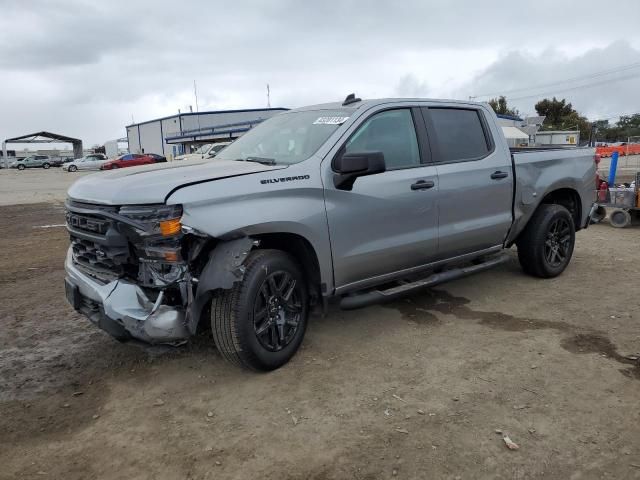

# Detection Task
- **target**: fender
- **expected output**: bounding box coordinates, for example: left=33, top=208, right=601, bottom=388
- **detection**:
left=187, top=236, right=254, bottom=334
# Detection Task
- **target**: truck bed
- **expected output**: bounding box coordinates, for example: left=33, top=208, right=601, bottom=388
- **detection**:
left=506, top=147, right=596, bottom=245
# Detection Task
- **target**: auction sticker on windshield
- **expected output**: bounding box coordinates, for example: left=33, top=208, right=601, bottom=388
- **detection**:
left=313, top=116, right=349, bottom=125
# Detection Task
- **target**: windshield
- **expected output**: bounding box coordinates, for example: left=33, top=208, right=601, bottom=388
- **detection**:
left=216, top=110, right=351, bottom=165
left=194, top=144, right=212, bottom=154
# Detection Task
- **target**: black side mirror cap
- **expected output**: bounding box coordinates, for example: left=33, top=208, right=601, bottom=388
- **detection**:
left=333, top=151, right=386, bottom=190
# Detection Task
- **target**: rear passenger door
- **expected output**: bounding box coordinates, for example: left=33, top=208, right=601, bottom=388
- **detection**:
left=421, top=106, right=513, bottom=260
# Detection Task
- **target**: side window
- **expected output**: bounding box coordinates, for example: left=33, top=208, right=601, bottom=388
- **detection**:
left=426, top=108, right=490, bottom=163
left=345, top=109, right=420, bottom=170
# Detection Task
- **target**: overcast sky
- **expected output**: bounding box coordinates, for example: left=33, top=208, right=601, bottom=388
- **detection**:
left=2, top=0, right=640, bottom=146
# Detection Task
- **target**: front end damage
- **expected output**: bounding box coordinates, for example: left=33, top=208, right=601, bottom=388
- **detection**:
left=63, top=200, right=252, bottom=344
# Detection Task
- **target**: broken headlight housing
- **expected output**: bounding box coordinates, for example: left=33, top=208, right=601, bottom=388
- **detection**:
left=118, top=204, right=186, bottom=287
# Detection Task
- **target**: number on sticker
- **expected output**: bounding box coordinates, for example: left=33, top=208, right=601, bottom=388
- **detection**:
left=313, top=116, right=349, bottom=125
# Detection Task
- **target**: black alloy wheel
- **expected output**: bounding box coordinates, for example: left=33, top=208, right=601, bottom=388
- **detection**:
left=210, top=249, right=309, bottom=370
left=253, top=271, right=303, bottom=352
left=544, top=217, right=572, bottom=267
left=516, top=204, right=575, bottom=278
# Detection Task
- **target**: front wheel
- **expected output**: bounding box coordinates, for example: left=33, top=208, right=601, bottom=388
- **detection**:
left=17, top=164, right=25, bottom=170
left=68, top=165, right=78, bottom=172
left=516, top=204, right=575, bottom=278
left=210, top=249, right=309, bottom=371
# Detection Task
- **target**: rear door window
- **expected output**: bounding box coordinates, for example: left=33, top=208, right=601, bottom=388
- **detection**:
left=424, top=108, right=491, bottom=163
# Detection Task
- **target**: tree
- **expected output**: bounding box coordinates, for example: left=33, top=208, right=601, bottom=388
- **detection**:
left=591, top=115, right=640, bottom=142
left=488, top=96, right=519, bottom=117
left=535, top=97, right=591, bottom=142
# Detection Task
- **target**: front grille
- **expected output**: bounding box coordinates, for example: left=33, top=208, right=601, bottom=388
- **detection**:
left=66, top=201, right=132, bottom=282
left=71, top=237, right=124, bottom=281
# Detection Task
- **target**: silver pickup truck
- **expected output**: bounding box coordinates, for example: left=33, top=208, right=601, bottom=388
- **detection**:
left=64, top=96, right=596, bottom=370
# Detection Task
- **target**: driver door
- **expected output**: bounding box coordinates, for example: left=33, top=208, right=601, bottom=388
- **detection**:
left=324, top=107, right=439, bottom=291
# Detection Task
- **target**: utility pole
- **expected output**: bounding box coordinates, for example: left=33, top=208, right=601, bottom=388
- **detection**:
left=194, top=80, right=202, bottom=136
left=193, top=80, right=200, bottom=113
left=267, top=84, right=271, bottom=108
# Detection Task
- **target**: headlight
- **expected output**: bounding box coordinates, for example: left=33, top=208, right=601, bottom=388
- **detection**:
left=119, top=204, right=183, bottom=237
left=116, top=204, right=185, bottom=269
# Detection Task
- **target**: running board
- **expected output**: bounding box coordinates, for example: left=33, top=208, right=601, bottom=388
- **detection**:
left=339, top=254, right=510, bottom=310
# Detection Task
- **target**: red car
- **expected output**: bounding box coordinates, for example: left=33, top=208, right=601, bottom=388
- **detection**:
left=101, top=153, right=157, bottom=170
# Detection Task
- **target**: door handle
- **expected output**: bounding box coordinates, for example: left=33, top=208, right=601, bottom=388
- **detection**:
left=490, top=171, right=509, bottom=180
left=411, top=180, right=435, bottom=190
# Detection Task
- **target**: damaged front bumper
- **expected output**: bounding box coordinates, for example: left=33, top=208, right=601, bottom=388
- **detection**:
left=64, top=248, right=189, bottom=344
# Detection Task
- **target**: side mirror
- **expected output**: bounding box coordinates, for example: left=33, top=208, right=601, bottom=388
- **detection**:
left=332, top=151, right=386, bottom=190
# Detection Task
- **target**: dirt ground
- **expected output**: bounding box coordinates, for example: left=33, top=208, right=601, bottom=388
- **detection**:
left=1, top=202, right=639, bottom=480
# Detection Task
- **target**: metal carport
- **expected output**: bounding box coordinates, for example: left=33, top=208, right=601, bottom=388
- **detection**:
left=2, top=131, right=83, bottom=168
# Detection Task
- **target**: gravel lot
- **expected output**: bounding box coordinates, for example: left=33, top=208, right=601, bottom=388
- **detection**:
left=0, top=168, right=95, bottom=206
left=0, top=189, right=639, bottom=479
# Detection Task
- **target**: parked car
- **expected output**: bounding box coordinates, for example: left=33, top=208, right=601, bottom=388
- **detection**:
left=148, top=153, right=167, bottom=163
left=100, top=153, right=156, bottom=170
left=13, top=155, right=53, bottom=170
left=63, top=154, right=109, bottom=172
left=64, top=96, right=596, bottom=371
left=0, top=157, right=17, bottom=168
left=174, top=142, right=231, bottom=161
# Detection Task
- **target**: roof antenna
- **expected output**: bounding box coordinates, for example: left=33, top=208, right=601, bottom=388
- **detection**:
left=342, top=93, right=361, bottom=106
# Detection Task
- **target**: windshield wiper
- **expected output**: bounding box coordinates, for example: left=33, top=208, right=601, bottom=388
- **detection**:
left=238, top=156, right=277, bottom=165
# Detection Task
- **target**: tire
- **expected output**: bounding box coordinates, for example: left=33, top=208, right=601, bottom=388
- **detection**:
left=17, top=164, right=25, bottom=170
left=516, top=204, right=576, bottom=278
left=210, top=249, right=309, bottom=371
left=69, top=165, right=78, bottom=172
left=590, top=206, right=606, bottom=224
left=42, top=163, right=50, bottom=169
left=609, top=209, right=631, bottom=228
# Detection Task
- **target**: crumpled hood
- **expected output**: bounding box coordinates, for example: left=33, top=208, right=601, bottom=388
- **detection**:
left=67, top=158, right=285, bottom=205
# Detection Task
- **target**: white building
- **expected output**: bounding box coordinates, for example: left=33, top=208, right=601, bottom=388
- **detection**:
left=534, top=130, right=580, bottom=146
left=126, top=108, right=288, bottom=160
left=496, top=114, right=531, bottom=148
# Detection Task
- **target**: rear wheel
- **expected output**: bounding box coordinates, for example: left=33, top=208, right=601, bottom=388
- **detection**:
left=517, top=204, right=575, bottom=278
left=42, top=163, right=50, bottom=169
left=609, top=209, right=631, bottom=228
left=210, top=249, right=309, bottom=371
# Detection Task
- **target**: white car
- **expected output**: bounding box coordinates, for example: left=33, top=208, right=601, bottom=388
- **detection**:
left=174, top=142, right=231, bottom=161
left=62, top=154, right=108, bottom=172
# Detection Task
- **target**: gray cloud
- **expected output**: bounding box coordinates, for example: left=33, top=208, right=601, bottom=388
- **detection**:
left=1, top=0, right=639, bottom=144
left=455, top=41, right=640, bottom=120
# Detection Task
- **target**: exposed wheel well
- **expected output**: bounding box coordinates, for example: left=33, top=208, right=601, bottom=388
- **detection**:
left=540, top=188, right=582, bottom=229
left=253, top=233, right=322, bottom=305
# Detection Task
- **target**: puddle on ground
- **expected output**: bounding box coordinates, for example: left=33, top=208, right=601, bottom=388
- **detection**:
left=388, top=289, right=576, bottom=333
left=386, top=289, right=640, bottom=380
left=561, top=334, right=640, bottom=380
